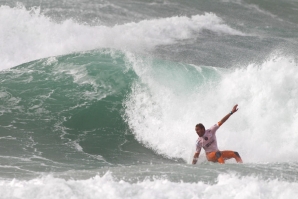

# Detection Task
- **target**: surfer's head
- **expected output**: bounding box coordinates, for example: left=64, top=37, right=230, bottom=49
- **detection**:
left=195, top=123, right=205, bottom=137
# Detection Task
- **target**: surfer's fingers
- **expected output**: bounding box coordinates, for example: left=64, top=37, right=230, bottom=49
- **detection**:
left=232, top=104, right=238, bottom=112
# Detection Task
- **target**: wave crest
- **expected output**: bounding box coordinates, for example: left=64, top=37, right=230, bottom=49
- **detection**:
left=0, top=5, right=244, bottom=70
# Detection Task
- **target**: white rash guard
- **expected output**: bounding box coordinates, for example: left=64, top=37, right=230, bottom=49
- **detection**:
left=196, top=123, right=220, bottom=155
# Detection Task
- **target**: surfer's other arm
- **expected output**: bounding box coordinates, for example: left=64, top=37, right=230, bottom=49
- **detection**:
left=218, top=104, right=238, bottom=126
left=192, top=152, right=199, bottom=164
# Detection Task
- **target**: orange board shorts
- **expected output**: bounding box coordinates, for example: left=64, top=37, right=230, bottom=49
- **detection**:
left=206, top=151, right=243, bottom=164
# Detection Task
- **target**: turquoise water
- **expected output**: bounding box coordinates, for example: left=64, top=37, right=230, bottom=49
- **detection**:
left=0, top=0, right=298, bottom=198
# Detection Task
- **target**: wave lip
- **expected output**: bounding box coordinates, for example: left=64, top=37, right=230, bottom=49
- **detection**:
left=0, top=5, right=244, bottom=70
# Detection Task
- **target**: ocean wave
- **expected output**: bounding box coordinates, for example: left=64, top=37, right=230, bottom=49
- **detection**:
left=0, top=173, right=297, bottom=199
left=124, top=54, right=298, bottom=163
left=0, top=50, right=297, bottom=167
left=0, top=5, right=244, bottom=70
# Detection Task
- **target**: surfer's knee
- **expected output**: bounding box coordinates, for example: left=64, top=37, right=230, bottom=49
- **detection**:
left=234, top=151, right=240, bottom=158
left=215, top=151, right=222, bottom=158
left=216, top=151, right=225, bottom=164
left=234, top=151, right=243, bottom=163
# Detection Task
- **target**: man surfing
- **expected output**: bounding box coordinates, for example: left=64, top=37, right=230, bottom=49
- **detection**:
left=192, top=104, right=243, bottom=164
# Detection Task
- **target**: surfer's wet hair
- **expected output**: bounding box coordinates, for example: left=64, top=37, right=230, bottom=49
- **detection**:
left=196, top=123, right=205, bottom=131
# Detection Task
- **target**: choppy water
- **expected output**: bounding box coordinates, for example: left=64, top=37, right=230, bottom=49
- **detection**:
left=0, top=0, right=298, bottom=198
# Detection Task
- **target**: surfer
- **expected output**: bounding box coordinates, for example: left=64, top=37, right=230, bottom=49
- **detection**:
left=192, top=104, right=243, bottom=164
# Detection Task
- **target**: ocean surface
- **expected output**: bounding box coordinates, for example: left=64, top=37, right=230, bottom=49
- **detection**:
left=0, top=0, right=298, bottom=198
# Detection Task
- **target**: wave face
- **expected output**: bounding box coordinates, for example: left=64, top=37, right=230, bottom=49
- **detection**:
left=1, top=0, right=298, bottom=198
left=0, top=50, right=161, bottom=174
left=1, top=50, right=297, bottom=171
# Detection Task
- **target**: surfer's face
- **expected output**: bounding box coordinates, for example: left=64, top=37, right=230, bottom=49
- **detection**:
left=195, top=126, right=205, bottom=137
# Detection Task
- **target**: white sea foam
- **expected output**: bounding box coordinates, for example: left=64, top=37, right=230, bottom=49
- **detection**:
left=125, top=55, right=298, bottom=163
left=0, top=5, right=243, bottom=70
left=0, top=173, right=297, bottom=199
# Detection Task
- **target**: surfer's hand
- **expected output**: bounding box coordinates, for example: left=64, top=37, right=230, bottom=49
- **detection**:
left=232, top=104, right=238, bottom=113
left=219, top=105, right=238, bottom=125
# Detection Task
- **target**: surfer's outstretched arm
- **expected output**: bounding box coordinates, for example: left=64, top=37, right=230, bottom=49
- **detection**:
left=192, top=152, right=199, bottom=164
left=218, top=104, right=238, bottom=126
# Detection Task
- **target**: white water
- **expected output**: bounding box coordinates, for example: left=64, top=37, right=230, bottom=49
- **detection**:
left=125, top=55, right=298, bottom=163
left=0, top=5, right=244, bottom=70
left=1, top=2, right=298, bottom=199
left=0, top=172, right=297, bottom=199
